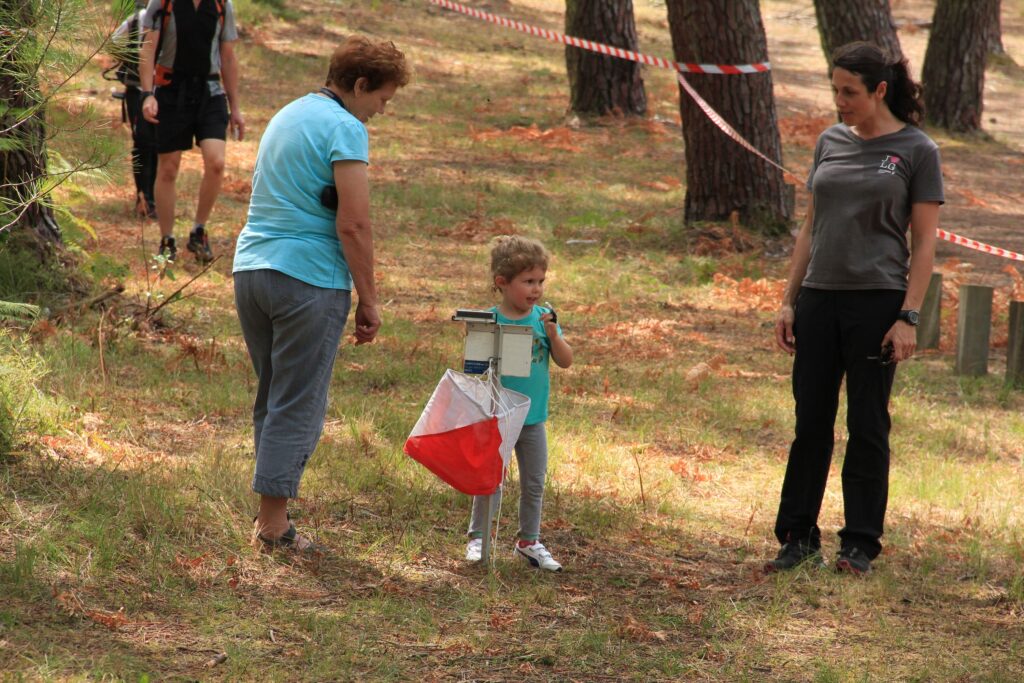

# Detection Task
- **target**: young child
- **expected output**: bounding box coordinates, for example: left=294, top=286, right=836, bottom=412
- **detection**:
left=465, top=235, right=573, bottom=571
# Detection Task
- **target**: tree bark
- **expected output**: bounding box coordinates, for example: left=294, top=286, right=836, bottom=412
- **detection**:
left=987, top=0, right=1004, bottom=56
left=664, top=0, right=792, bottom=232
left=0, top=1, right=62, bottom=245
left=565, top=0, right=646, bottom=116
left=813, top=0, right=903, bottom=69
left=922, top=0, right=997, bottom=132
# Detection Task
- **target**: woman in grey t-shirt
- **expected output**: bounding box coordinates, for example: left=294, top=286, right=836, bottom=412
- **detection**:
left=765, top=42, right=944, bottom=575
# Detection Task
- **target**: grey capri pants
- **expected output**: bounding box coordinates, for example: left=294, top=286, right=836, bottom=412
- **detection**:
left=234, top=269, right=351, bottom=499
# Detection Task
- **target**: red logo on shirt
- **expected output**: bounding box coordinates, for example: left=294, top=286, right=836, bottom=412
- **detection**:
left=878, top=154, right=900, bottom=175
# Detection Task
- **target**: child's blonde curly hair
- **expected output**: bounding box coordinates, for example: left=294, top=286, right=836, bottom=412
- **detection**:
left=490, top=235, right=550, bottom=287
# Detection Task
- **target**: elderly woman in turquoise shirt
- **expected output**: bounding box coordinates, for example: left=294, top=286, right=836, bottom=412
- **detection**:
left=233, top=36, right=409, bottom=551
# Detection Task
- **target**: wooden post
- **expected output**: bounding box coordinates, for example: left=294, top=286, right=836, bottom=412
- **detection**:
left=955, top=284, right=992, bottom=376
left=1007, top=301, right=1024, bottom=388
left=918, top=272, right=942, bottom=350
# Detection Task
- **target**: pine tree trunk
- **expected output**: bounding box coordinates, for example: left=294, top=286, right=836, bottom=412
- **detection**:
left=922, top=0, right=997, bottom=132
left=987, top=0, right=1004, bottom=56
left=813, top=0, right=903, bottom=68
left=664, top=0, right=792, bottom=232
left=565, top=0, right=646, bottom=116
left=0, top=1, right=62, bottom=245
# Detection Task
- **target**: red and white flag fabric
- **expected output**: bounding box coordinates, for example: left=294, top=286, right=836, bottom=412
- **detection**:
left=405, top=370, right=530, bottom=495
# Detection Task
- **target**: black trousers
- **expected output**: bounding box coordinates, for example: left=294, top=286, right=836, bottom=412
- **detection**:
left=124, top=86, right=157, bottom=205
left=773, top=287, right=904, bottom=560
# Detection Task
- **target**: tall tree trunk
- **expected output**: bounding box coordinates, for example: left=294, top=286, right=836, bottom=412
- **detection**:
left=565, top=0, right=646, bottom=116
left=922, top=0, right=997, bottom=132
left=664, top=0, right=791, bottom=232
left=813, top=0, right=903, bottom=69
left=0, top=1, right=62, bottom=245
left=987, top=0, right=1005, bottom=56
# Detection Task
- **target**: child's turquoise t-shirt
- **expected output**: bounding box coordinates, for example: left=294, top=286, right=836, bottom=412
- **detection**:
left=233, top=93, right=369, bottom=290
left=492, top=305, right=561, bottom=426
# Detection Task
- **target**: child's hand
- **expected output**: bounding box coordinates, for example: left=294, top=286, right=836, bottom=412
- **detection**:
left=544, top=301, right=558, bottom=324
left=542, top=301, right=559, bottom=336
left=541, top=312, right=559, bottom=336
left=545, top=308, right=573, bottom=369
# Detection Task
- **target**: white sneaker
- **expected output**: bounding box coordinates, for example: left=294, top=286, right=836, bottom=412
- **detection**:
left=465, top=537, right=482, bottom=562
left=513, top=541, right=562, bottom=572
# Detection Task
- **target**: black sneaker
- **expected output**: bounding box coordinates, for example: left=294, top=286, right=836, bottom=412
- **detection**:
left=158, top=235, right=176, bottom=262
left=835, top=547, right=871, bottom=575
left=764, top=541, right=824, bottom=573
left=187, top=225, right=214, bottom=263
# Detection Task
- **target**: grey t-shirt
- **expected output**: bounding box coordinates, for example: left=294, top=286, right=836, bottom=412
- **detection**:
left=803, top=124, right=944, bottom=291
left=143, top=0, right=238, bottom=96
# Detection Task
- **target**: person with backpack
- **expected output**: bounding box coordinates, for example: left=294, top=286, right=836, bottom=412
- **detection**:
left=108, top=0, right=158, bottom=220
left=138, top=0, right=245, bottom=263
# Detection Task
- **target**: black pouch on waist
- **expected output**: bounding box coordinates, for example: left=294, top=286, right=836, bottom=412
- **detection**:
left=320, top=185, right=338, bottom=211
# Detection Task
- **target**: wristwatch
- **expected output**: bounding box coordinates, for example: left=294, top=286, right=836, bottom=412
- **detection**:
left=140, top=90, right=154, bottom=100
left=897, top=309, right=920, bottom=326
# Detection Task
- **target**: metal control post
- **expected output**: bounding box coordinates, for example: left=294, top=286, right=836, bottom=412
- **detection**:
left=452, top=309, right=532, bottom=565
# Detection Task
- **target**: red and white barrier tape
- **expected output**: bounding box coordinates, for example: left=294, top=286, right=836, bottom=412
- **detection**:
left=673, top=73, right=798, bottom=182
left=431, top=0, right=1024, bottom=264
left=428, top=0, right=771, bottom=75
left=937, top=229, right=1024, bottom=262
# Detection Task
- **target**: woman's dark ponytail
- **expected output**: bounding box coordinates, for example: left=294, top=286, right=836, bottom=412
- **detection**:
left=832, top=41, right=925, bottom=126
left=883, top=57, right=924, bottom=126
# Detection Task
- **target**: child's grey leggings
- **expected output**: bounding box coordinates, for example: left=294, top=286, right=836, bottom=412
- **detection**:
left=468, top=422, right=548, bottom=541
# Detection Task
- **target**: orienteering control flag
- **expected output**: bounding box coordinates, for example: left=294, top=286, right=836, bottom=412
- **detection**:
left=405, top=370, right=530, bottom=496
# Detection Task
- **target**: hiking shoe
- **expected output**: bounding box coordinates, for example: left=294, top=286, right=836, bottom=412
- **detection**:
left=514, top=541, right=562, bottom=572
left=158, top=235, right=176, bottom=262
left=465, top=537, right=483, bottom=562
left=835, top=547, right=871, bottom=575
left=763, top=541, right=824, bottom=573
left=186, top=225, right=214, bottom=263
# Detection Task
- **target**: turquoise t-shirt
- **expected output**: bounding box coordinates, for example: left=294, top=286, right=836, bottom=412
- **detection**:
left=233, top=93, right=369, bottom=289
left=493, top=305, right=561, bottom=426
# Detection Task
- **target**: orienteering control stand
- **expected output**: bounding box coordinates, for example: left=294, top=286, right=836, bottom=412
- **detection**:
left=451, top=309, right=533, bottom=565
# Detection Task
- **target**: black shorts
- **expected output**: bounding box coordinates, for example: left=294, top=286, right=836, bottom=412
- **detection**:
left=154, top=85, right=229, bottom=154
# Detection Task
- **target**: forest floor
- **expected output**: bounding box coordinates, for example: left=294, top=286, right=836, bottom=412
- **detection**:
left=3, top=0, right=1024, bottom=680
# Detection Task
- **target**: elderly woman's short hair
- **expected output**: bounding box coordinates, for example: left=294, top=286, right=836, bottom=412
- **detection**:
left=326, top=35, right=410, bottom=92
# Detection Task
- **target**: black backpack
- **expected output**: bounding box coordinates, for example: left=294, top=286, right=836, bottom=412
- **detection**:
left=103, top=11, right=143, bottom=85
